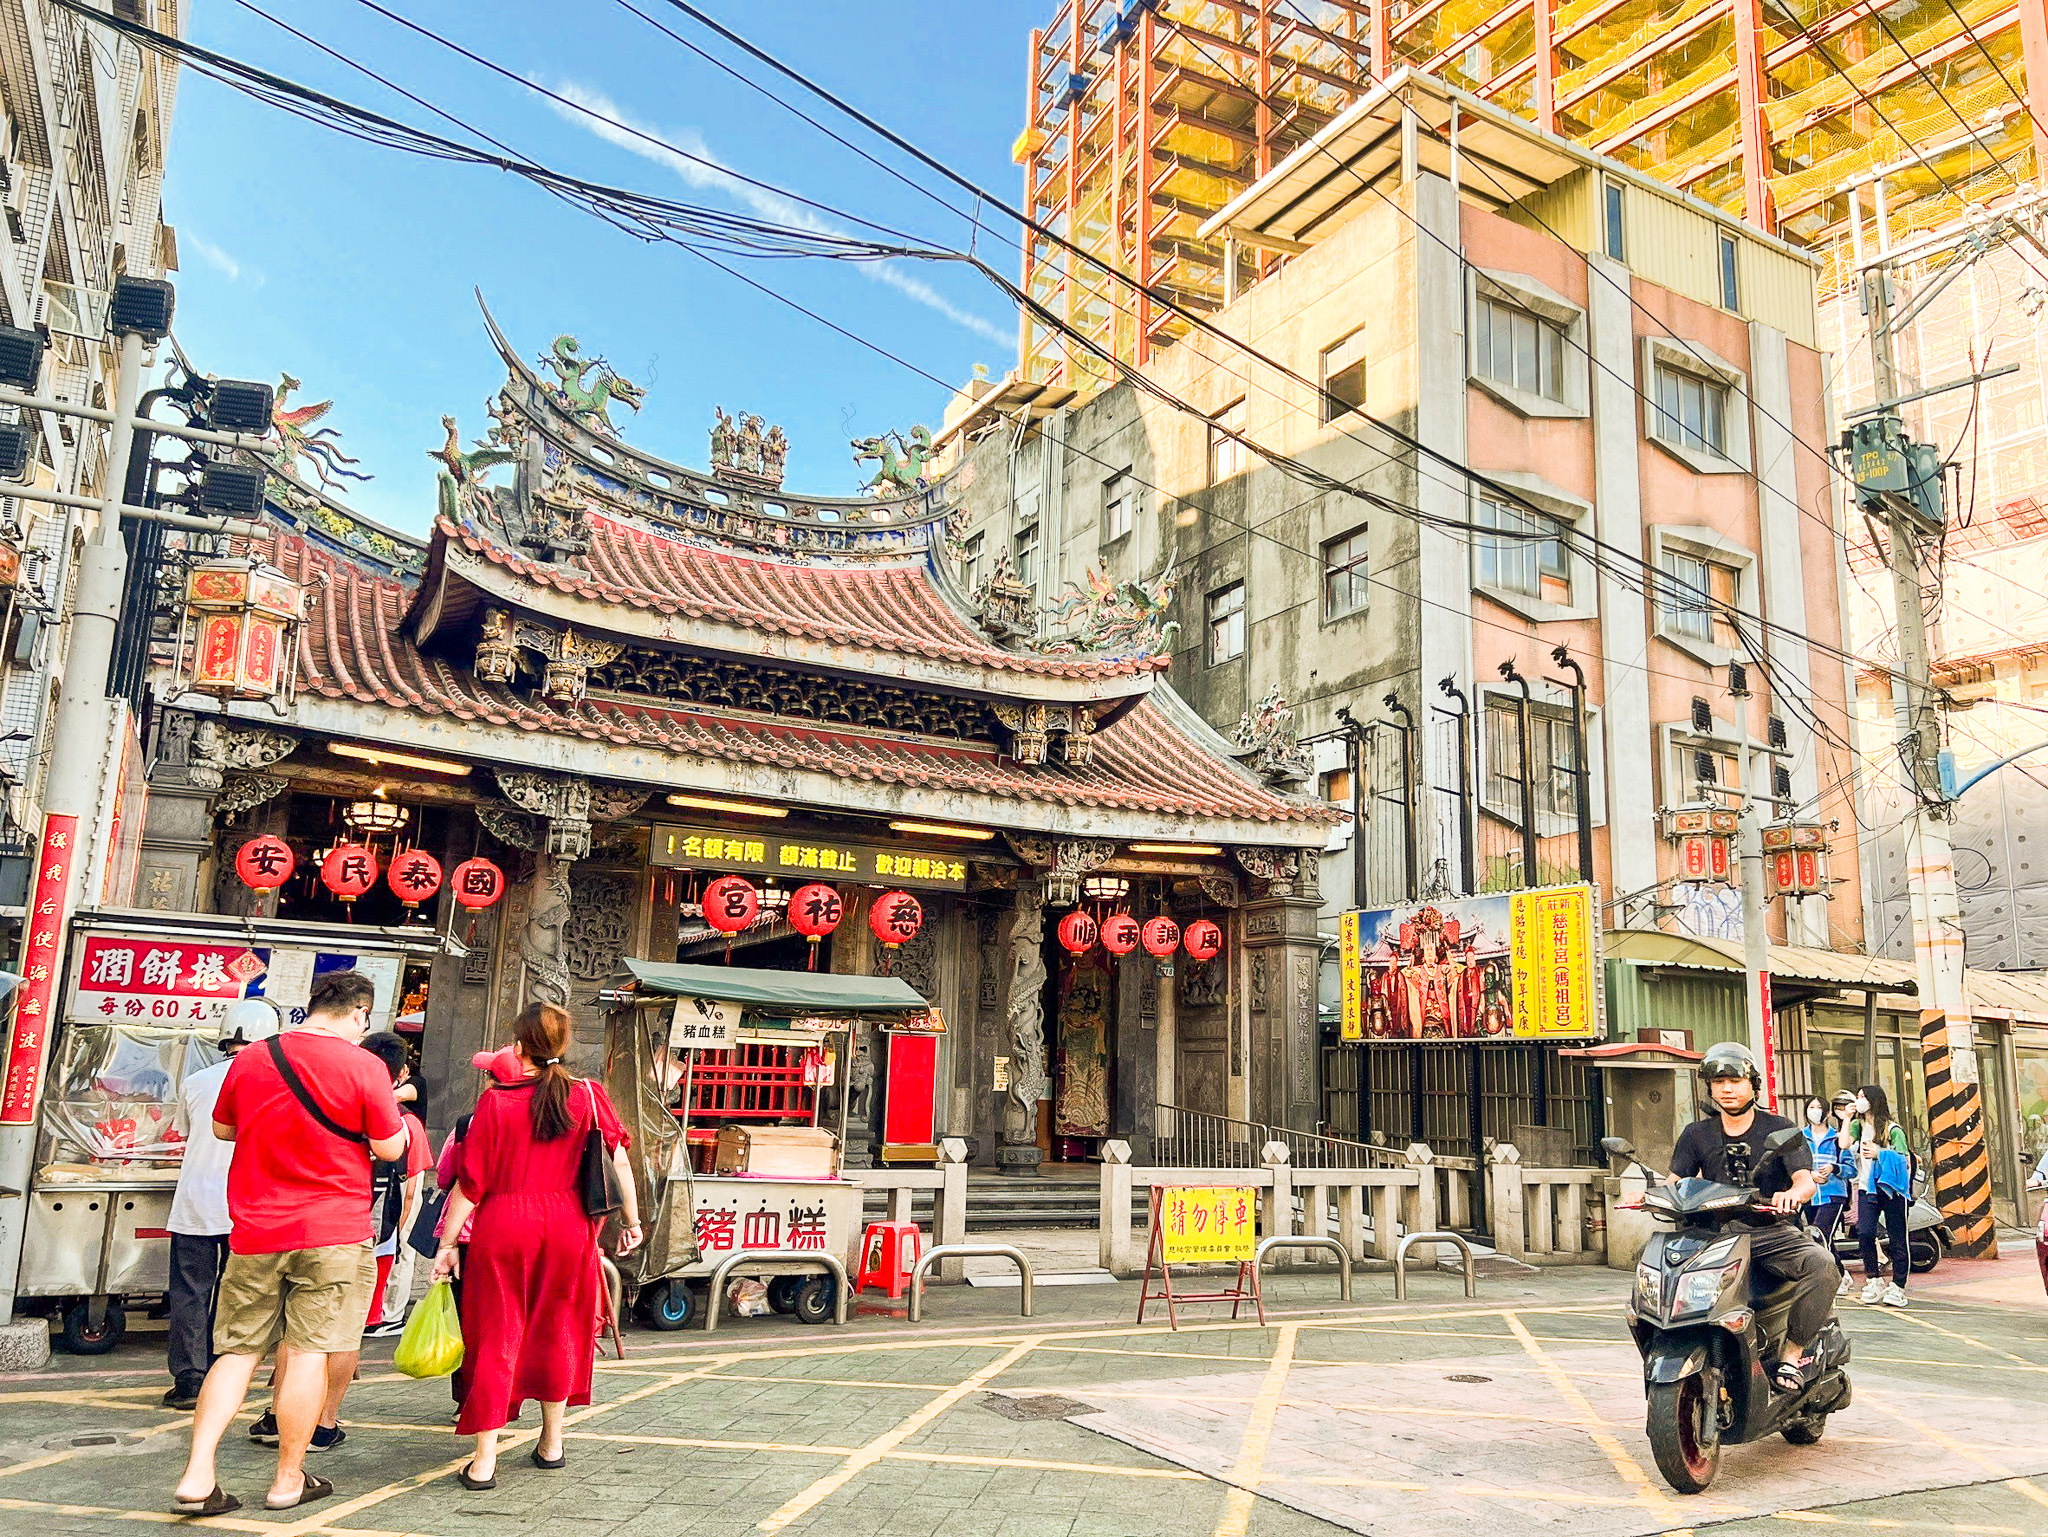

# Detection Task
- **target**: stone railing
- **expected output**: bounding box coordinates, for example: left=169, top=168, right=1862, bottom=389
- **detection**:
left=848, top=1139, right=970, bottom=1281
left=1486, top=1144, right=1606, bottom=1265
left=1096, top=1139, right=1439, bottom=1278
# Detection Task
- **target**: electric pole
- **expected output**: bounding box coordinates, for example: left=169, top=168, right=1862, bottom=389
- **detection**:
left=1737, top=805, right=1775, bottom=1110
left=1849, top=246, right=1999, bottom=1259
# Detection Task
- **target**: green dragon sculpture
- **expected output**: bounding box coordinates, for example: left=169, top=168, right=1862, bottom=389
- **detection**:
left=851, top=425, right=935, bottom=492
left=541, top=335, right=647, bottom=435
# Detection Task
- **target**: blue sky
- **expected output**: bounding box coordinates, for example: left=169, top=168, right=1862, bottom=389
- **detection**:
left=161, top=2, right=1038, bottom=534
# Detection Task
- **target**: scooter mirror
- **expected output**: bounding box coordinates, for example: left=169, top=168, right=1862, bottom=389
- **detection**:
left=1763, top=1127, right=1803, bottom=1153
left=1600, top=1136, right=1636, bottom=1157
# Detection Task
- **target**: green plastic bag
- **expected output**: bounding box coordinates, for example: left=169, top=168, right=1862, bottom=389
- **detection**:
left=392, top=1281, right=464, bottom=1379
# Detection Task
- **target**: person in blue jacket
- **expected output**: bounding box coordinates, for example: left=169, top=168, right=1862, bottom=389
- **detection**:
left=1850, top=1084, right=1914, bottom=1307
left=1802, top=1092, right=1854, bottom=1297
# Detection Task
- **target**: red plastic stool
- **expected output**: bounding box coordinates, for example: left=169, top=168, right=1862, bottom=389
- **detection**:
left=854, top=1220, right=924, bottom=1300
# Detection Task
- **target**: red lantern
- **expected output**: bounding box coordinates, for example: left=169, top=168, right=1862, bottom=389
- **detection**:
left=1184, top=918, right=1223, bottom=961
left=1057, top=910, right=1099, bottom=954
left=1141, top=917, right=1181, bottom=957
left=234, top=835, right=294, bottom=891
left=869, top=889, right=923, bottom=949
left=1100, top=913, right=1140, bottom=955
left=320, top=843, right=378, bottom=903
left=387, top=849, right=443, bottom=909
left=789, top=882, right=843, bottom=970
left=702, top=874, right=759, bottom=934
left=450, top=857, right=506, bottom=909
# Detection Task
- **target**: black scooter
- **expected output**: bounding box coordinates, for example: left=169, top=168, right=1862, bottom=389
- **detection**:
left=1607, top=1131, right=1853, bottom=1494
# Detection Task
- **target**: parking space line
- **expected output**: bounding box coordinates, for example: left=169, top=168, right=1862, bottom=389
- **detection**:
left=1212, top=1321, right=1299, bottom=1537
left=1862, top=1398, right=2048, bottom=1514
left=0, top=1416, right=189, bottom=1480
left=699, top=1372, right=958, bottom=1391
left=755, top=1336, right=1041, bottom=1533
left=1502, top=1311, right=1682, bottom=1523
left=1879, top=1307, right=2042, bottom=1366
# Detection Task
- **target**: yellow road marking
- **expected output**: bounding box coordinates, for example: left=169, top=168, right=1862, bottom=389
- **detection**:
left=1879, top=1306, right=2041, bottom=1366
left=755, top=1337, right=1040, bottom=1533
left=1279, top=1476, right=1744, bottom=1513
left=1503, top=1311, right=1682, bottom=1521
left=1212, top=1321, right=1300, bottom=1537
left=0, top=1417, right=189, bottom=1481
left=700, top=1371, right=958, bottom=1391
left=0, top=1496, right=439, bottom=1537
left=1073, top=1385, right=1606, bottom=1428
left=1863, top=1398, right=2048, bottom=1514
left=886, top=1448, right=1201, bottom=1480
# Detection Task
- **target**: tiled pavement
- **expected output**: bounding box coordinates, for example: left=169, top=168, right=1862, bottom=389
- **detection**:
left=5, top=1253, right=2048, bottom=1537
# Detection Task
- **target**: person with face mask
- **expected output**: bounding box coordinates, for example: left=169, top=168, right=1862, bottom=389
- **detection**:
left=1802, top=1096, right=1852, bottom=1298
left=1848, top=1085, right=1913, bottom=1306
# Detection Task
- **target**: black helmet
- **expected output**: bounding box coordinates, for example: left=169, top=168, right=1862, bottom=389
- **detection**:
left=1699, top=1041, right=1762, bottom=1091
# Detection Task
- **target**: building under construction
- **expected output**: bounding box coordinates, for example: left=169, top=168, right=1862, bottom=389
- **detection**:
left=1015, top=0, right=2045, bottom=385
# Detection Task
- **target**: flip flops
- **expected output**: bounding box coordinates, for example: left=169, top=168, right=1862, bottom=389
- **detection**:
left=1772, top=1354, right=1816, bottom=1394
left=171, top=1486, right=240, bottom=1517
left=263, top=1472, right=333, bottom=1511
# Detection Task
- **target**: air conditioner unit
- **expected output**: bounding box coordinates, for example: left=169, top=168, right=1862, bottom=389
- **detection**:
left=30, top=292, right=47, bottom=337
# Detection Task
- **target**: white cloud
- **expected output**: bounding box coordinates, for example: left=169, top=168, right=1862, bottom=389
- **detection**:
left=546, top=82, right=1011, bottom=347
left=184, top=231, right=240, bottom=281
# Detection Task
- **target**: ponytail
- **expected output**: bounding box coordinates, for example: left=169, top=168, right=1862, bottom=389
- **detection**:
left=509, top=1002, right=576, bottom=1141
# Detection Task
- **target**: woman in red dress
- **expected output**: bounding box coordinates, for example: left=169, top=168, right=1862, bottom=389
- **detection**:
left=429, top=1003, right=641, bottom=1488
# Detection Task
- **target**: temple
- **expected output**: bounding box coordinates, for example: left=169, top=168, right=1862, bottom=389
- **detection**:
left=135, top=306, right=1340, bottom=1171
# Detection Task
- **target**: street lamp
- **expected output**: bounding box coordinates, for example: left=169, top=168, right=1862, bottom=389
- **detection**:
left=0, top=327, right=41, bottom=392
left=108, top=275, right=174, bottom=341
left=205, top=378, right=274, bottom=435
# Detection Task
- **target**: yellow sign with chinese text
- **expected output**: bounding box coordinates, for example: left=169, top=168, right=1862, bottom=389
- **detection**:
left=1339, top=910, right=1362, bottom=1041
left=1507, top=884, right=1598, bottom=1040
left=1157, top=1185, right=1257, bottom=1264
left=650, top=822, right=968, bottom=890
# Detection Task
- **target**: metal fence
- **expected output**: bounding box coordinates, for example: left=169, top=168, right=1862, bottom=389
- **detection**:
left=1322, top=1041, right=1603, bottom=1168
left=1151, top=1103, right=1397, bottom=1170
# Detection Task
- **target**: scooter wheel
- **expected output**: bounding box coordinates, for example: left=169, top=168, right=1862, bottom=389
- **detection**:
left=1646, top=1377, right=1720, bottom=1494
left=1782, top=1415, right=1827, bottom=1445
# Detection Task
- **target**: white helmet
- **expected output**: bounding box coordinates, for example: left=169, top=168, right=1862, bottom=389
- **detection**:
left=218, top=997, right=281, bottom=1047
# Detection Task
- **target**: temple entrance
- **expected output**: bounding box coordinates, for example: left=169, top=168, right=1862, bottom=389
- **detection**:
left=1050, top=945, right=1116, bottom=1161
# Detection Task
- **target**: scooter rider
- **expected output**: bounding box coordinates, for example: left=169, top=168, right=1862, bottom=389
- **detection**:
left=1669, top=1042, right=1836, bottom=1392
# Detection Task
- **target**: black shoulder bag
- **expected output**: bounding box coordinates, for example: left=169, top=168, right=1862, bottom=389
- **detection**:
left=576, top=1079, right=624, bottom=1221
left=265, top=1035, right=368, bottom=1145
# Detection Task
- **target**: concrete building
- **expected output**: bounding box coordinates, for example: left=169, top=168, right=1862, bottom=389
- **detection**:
left=0, top=0, right=183, bottom=910
left=948, top=72, right=1865, bottom=1151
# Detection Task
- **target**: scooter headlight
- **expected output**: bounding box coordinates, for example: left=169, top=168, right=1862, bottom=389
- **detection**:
left=1633, top=1260, right=1661, bottom=1315
left=1672, top=1261, right=1742, bottom=1319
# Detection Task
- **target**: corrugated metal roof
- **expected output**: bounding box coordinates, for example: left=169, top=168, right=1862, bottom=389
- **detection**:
left=1604, top=929, right=2048, bottom=1021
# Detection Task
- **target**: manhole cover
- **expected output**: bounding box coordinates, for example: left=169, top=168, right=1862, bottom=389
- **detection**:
left=1445, top=1374, right=1492, bottom=1384
left=981, top=1392, right=1097, bottom=1422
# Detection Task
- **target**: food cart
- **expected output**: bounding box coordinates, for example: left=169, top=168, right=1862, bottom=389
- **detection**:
left=602, top=959, right=926, bottom=1330
left=16, top=909, right=437, bottom=1352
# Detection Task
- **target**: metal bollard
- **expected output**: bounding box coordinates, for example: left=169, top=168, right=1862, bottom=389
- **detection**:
left=1392, top=1230, right=1477, bottom=1301
left=1253, top=1235, right=1353, bottom=1301
left=907, top=1244, right=1034, bottom=1323
left=703, top=1250, right=850, bottom=1332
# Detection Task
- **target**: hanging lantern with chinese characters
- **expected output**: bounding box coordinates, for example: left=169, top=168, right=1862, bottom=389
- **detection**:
left=788, top=882, right=843, bottom=970
left=233, top=834, right=295, bottom=891
left=386, top=849, right=443, bottom=909
left=1183, top=918, right=1223, bottom=961
left=1141, top=917, right=1181, bottom=957
left=320, top=843, right=378, bottom=904
left=1057, top=909, right=1098, bottom=955
left=1763, top=822, right=1830, bottom=899
left=450, top=857, right=506, bottom=909
left=869, top=889, right=923, bottom=949
left=178, top=558, right=306, bottom=704
left=1100, top=912, right=1140, bottom=955
left=702, top=874, right=759, bottom=934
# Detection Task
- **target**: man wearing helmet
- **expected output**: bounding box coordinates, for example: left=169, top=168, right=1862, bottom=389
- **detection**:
left=1670, top=1042, right=1835, bottom=1392
left=162, top=999, right=281, bottom=1409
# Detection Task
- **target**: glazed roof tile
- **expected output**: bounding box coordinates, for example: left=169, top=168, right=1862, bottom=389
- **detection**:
left=439, top=514, right=1168, bottom=681
left=276, top=532, right=1334, bottom=829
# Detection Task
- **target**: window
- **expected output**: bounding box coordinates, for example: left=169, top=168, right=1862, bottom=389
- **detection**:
left=1322, top=526, right=1369, bottom=619
left=1661, top=549, right=1740, bottom=648
left=1321, top=767, right=1353, bottom=805
left=1718, top=233, right=1740, bottom=312
left=1102, top=470, right=1135, bottom=543
left=1474, top=296, right=1565, bottom=402
left=1604, top=178, right=1626, bottom=262
left=1207, top=581, right=1245, bottom=665
left=1653, top=364, right=1729, bottom=458
left=1209, top=397, right=1247, bottom=483
left=962, top=532, right=985, bottom=593
left=1321, top=329, right=1370, bottom=421
left=1014, top=521, right=1039, bottom=590
left=1484, top=698, right=1579, bottom=823
left=1476, top=497, right=1571, bottom=605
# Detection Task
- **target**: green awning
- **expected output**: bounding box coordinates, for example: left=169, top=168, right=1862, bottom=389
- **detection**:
left=618, top=959, right=925, bottom=1015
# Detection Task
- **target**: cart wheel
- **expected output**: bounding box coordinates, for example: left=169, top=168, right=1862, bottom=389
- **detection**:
left=792, top=1275, right=838, bottom=1326
left=58, top=1298, right=125, bottom=1355
left=767, top=1277, right=803, bottom=1315
left=635, top=1279, right=695, bottom=1332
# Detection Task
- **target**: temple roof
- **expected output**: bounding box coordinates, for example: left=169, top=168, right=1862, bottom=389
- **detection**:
left=269, top=530, right=1337, bottom=841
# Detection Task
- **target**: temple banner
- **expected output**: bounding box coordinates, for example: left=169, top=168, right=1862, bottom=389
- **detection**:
left=1338, top=886, right=1603, bottom=1042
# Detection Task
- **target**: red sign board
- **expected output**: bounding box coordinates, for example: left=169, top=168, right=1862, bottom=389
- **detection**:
left=71, top=935, right=268, bottom=1026
left=0, top=813, right=76, bottom=1122
left=882, top=1030, right=939, bottom=1149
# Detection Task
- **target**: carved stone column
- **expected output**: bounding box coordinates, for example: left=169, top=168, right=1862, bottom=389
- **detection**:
left=1236, top=846, right=1324, bottom=1133
left=141, top=712, right=297, bottom=916
left=997, top=882, right=1048, bottom=1177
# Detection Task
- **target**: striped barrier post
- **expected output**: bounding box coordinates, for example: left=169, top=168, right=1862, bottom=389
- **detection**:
left=1917, top=1008, right=1999, bottom=1259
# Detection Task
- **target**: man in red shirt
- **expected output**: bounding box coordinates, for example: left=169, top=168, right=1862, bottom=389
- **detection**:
left=172, top=971, right=404, bottom=1517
